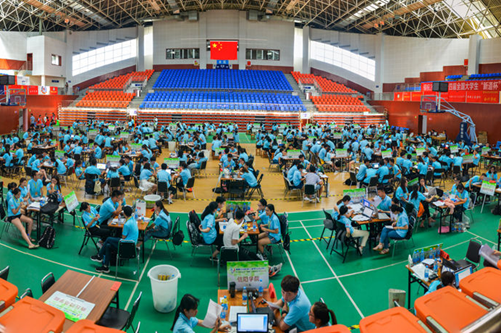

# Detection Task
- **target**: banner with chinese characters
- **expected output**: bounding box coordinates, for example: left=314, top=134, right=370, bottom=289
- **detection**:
left=227, top=261, right=269, bottom=290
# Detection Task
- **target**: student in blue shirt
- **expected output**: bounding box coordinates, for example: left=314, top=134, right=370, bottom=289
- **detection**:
left=98, top=190, right=123, bottom=226
left=395, top=178, right=409, bottom=205
left=257, top=204, right=281, bottom=259
left=46, top=176, right=62, bottom=202
left=28, top=172, right=44, bottom=199
left=54, top=157, right=67, bottom=175
left=376, top=187, right=392, bottom=213
left=79, top=202, right=110, bottom=241
left=272, top=275, right=315, bottom=332
left=465, top=173, right=486, bottom=191
left=14, top=145, right=24, bottom=165
left=416, top=157, right=428, bottom=176
left=7, top=188, right=38, bottom=249
left=486, top=166, right=498, bottom=181
left=240, top=165, right=258, bottom=188
left=199, top=202, right=223, bottom=260
left=144, top=201, right=172, bottom=242
left=171, top=294, right=228, bottom=333
left=373, top=205, right=408, bottom=255
left=453, top=184, right=469, bottom=222
left=356, top=160, right=370, bottom=183
left=92, top=205, right=138, bottom=273
left=409, top=184, right=433, bottom=227
left=175, top=162, right=191, bottom=192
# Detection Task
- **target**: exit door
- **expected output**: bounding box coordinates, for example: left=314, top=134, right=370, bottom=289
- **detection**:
left=418, top=115, right=427, bottom=134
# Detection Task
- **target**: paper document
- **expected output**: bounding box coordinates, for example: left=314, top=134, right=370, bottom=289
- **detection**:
left=384, top=225, right=394, bottom=229
left=44, top=291, right=95, bottom=322
left=371, top=196, right=382, bottom=208
left=228, top=306, right=248, bottom=322
left=410, top=263, right=428, bottom=282
left=479, top=244, right=500, bottom=267
left=27, top=202, right=41, bottom=210
left=378, top=213, right=390, bottom=220
left=433, top=201, right=445, bottom=207
left=264, top=299, right=282, bottom=310
left=352, top=215, right=369, bottom=222
left=350, top=204, right=363, bottom=212
left=202, top=299, right=222, bottom=328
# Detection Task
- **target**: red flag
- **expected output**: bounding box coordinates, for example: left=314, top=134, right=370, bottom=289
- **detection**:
left=210, top=41, right=238, bottom=60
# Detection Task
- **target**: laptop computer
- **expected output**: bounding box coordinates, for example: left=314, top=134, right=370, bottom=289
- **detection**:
left=352, top=206, right=374, bottom=222
left=97, top=163, right=107, bottom=170
left=236, top=313, right=268, bottom=333
left=454, top=266, right=473, bottom=287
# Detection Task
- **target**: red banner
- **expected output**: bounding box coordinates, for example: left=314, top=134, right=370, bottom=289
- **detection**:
left=482, top=91, right=500, bottom=104
left=394, top=92, right=403, bottom=101
left=410, top=92, right=422, bottom=101
left=448, top=90, right=466, bottom=103
left=402, top=92, right=411, bottom=101
left=28, top=85, right=39, bottom=95
left=465, top=91, right=483, bottom=103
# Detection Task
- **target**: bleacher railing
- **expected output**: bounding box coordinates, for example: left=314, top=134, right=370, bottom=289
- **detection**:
left=127, top=75, right=148, bottom=89
left=139, top=101, right=309, bottom=112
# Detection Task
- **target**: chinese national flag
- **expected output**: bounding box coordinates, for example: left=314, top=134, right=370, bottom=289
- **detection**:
left=210, top=41, right=238, bottom=60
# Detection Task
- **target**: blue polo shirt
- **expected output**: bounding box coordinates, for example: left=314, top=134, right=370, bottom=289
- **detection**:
left=173, top=313, right=199, bottom=333
left=122, top=216, right=139, bottom=243
left=242, top=171, right=258, bottom=187
left=82, top=207, right=99, bottom=228
left=282, top=289, right=315, bottom=332
left=377, top=195, right=392, bottom=211
left=28, top=179, right=43, bottom=198
left=157, top=170, right=171, bottom=183
left=98, top=198, right=116, bottom=224
left=201, top=213, right=216, bottom=244
left=180, top=169, right=191, bottom=186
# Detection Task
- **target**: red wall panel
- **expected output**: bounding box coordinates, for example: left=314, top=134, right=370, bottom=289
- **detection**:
left=479, top=63, right=501, bottom=74
left=420, top=71, right=444, bottom=82
left=369, top=100, right=501, bottom=144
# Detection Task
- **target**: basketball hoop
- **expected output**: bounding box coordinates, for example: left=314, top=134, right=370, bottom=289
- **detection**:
left=6, top=88, right=27, bottom=106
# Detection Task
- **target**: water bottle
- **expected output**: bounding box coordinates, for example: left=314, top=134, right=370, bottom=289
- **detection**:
left=424, top=267, right=429, bottom=280
left=436, top=246, right=441, bottom=258
left=134, top=208, right=138, bottom=220
left=253, top=222, right=257, bottom=232
left=258, top=279, right=264, bottom=297
left=221, top=296, right=228, bottom=320
left=433, top=259, right=438, bottom=272
left=420, top=249, right=424, bottom=263
left=242, top=287, right=248, bottom=306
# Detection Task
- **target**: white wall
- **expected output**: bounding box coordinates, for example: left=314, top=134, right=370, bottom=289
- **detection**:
left=27, top=36, right=45, bottom=76
left=152, top=10, right=294, bottom=69
left=0, top=32, right=28, bottom=61
left=479, top=38, right=501, bottom=64
left=44, top=36, right=66, bottom=78
left=383, top=36, right=469, bottom=82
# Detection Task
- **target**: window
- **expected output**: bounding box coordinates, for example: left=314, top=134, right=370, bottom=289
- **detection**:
left=166, top=48, right=200, bottom=59
left=72, top=39, right=137, bottom=76
left=311, top=41, right=376, bottom=81
left=51, top=54, right=62, bottom=66
left=246, top=49, right=280, bottom=61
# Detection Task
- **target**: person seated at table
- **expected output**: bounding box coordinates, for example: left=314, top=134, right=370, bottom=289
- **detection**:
left=304, top=165, right=323, bottom=202
left=362, top=163, right=377, bottom=186
left=188, top=152, right=207, bottom=170
left=339, top=206, right=369, bottom=253
left=375, top=187, right=392, bottom=213
left=240, top=164, right=258, bottom=189
left=272, top=275, right=315, bottom=332
left=7, top=188, right=38, bottom=249
left=13, top=143, right=24, bottom=165
left=139, top=162, right=157, bottom=194
left=46, top=176, right=62, bottom=201
left=171, top=294, right=228, bottom=333
left=199, top=201, right=223, bottom=260
left=394, top=178, right=409, bottom=205
left=174, top=162, right=192, bottom=193
left=308, top=302, right=338, bottom=328
left=28, top=172, right=44, bottom=200
left=117, top=158, right=131, bottom=181
left=486, top=165, right=497, bottom=182
left=373, top=205, right=408, bottom=255
left=94, top=143, right=104, bottom=161
left=291, top=164, right=304, bottom=189
left=79, top=202, right=110, bottom=242
left=425, top=271, right=455, bottom=295
left=18, top=178, right=31, bottom=203
left=332, top=195, right=353, bottom=220
left=416, top=156, right=428, bottom=176
left=257, top=204, right=281, bottom=260
left=143, top=200, right=172, bottom=243
left=402, top=154, right=413, bottom=175
left=356, top=159, right=370, bottom=187
left=465, top=173, right=486, bottom=191
left=98, top=190, right=123, bottom=227
left=409, top=184, right=434, bottom=228
left=92, top=205, right=138, bottom=273
left=74, top=160, right=86, bottom=180
left=150, top=156, right=160, bottom=172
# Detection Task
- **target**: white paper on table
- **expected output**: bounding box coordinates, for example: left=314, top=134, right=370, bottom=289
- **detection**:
left=202, top=299, right=222, bottom=328
left=433, top=201, right=445, bottom=207
left=28, top=202, right=41, bottom=210
left=264, top=300, right=282, bottom=310
left=228, top=306, right=248, bottom=323
left=384, top=225, right=394, bottom=229
left=350, top=204, right=363, bottom=212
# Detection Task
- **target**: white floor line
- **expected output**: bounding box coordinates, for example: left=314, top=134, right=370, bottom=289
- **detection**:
left=299, top=221, right=365, bottom=319
left=289, top=224, right=323, bottom=230
left=125, top=242, right=157, bottom=310
left=0, top=241, right=138, bottom=283
left=288, top=218, right=324, bottom=223
left=465, top=231, right=497, bottom=245
left=301, top=234, right=477, bottom=286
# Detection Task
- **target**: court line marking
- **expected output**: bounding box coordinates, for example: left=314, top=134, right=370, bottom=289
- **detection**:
left=0, top=241, right=138, bottom=283
left=125, top=242, right=157, bottom=310
left=465, top=230, right=497, bottom=245
left=299, top=221, right=364, bottom=318
left=289, top=224, right=323, bottom=230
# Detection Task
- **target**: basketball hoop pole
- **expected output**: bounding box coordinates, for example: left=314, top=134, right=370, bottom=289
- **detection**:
left=437, top=91, right=441, bottom=111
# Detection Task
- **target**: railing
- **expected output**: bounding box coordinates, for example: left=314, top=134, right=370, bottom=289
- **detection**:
left=139, top=100, right=309, bottom=112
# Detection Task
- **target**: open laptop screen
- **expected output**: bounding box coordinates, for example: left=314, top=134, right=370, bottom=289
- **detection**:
left=237, top=314, right=268, bottom=333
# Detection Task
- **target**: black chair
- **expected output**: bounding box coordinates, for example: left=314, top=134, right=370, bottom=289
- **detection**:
left=456, top=239, right=482, bottom=270
left=151, top=217, right=180, bottom=259
left=97, top=292, right=142, bottom=331
left=433, top=168, right=445, bottom=188
left=267, top=212, right=290, bottom=262
left=365, top=176, right=379, bottom=196
left=425, top=170, right=434, bottom=186
left=452, top=165, right=461, bottom=178
left=217, top=246, right=239, bottom=287
left=186, top=220, right=214, bottom=266
left=391, top=215, right=416, bottom=258
left=77, top=215, right=100, bottom=255
left=302, top=184, right=317, bottom=207
left=330, top=221, right=361, bottom=263
left=157, top=181, right=169, bottom=198
left=228, top=180, right=246, bottom=200
left=0, top=265, right=9, bottom=280
left=41, top=272, right=56, bottom=294
left=110, top=177, right=121, bottom=190
left=179, top=177, right=196, bottom=201
left=116, top=240, right=140, bottom=279
left=19, top=288, right=33, bottom=299
left=349, top=172, right=357, bottom=188
left=247, top=174, right=264, bottom=200
left=194, top=160, right=207, bottom=178
left=319, top=209, right=336, bottom=250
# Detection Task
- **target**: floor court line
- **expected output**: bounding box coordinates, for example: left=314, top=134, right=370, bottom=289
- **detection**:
left=301, top=236, right=476, bottom=284
left=465, top=230, right=497, bottom=246
left=289, top=224, right=323, bottom=230
left=0, top=241, right=139, bottom=283
left=299, top=221, right=364, bottom=318
left=125, top=242, right=157, bottom=310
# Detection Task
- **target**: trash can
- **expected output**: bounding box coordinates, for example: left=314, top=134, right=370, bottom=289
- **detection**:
left=168, top=141, right=176, bottom=152
left=148, top=265, right=181, bottom=313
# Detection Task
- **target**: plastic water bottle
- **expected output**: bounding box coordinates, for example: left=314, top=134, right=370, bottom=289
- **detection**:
left=221, top=296, right=228, bottom=320
left=436, top=246, right=441, bottom=258
left=424, top=267, right=429, bottom=280
left=258, top=280, right=264, bottom=297
left=242, top=287, right=248, bottom=306
left=420, top=249, right=424, bottom=263
left=433, top=259, right=438, bottom=272
left=253, top=222, right=257, bottom=232
left=134, top=208, right=138, bottom=220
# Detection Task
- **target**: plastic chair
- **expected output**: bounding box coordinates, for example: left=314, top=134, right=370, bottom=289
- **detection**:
left=97, top=292, right=142, bottom=331
left=217, top=246, right=239, bottom=287
left=41, top=272, right=56, bottom=294
left=0, top=265, right=9, bottom=281
left=151, top=217, right=180, bottom=259
left=456, top=239, right=482, bottom=270
left=77, top=215, right=100, bottom=255
left=319, top=209, right=336, bottom=250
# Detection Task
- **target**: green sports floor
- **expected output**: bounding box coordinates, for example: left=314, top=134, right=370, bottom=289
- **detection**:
left=0, top=196, right=500, bottom=332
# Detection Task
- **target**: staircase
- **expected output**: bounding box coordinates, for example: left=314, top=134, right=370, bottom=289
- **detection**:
left=128, top=71, right=161, bottom=109
left=285, top=73, right=315, bottom=111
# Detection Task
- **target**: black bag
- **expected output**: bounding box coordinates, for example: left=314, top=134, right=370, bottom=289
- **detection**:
left=39, top=226, right=56, bottom=249
left=283, top=233, right=291, bottom=253
left=491, top=205, right=501, bottom=215
left=172, top=230, right=185, bottom=246
left=344, top=178, right=356, bottom=186
left=41, top=193, right=59, bottom=215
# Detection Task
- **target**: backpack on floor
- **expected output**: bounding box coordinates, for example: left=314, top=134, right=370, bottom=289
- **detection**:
left=344, top=178, right=356, bottom=186
left=39, top=226, right=56, bottom=249
left=172, top=230, right=185, bottom=246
